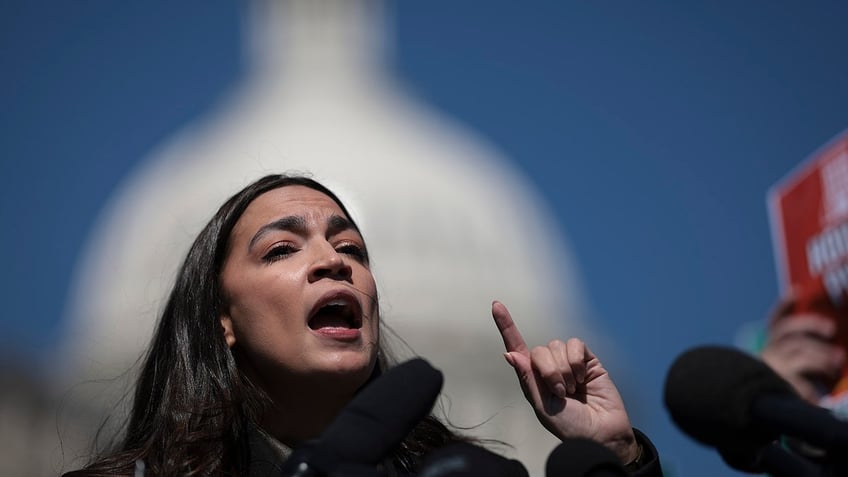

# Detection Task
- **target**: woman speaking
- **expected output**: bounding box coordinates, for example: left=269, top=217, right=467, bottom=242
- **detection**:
left=64, top=174, right=661, bottom=476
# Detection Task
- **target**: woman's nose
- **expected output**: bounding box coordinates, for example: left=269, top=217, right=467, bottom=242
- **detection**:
left=308, top=244, right=353, bottom=282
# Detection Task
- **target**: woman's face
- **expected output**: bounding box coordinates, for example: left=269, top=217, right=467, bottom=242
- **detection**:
left=219, top=185, right=379, bottom=388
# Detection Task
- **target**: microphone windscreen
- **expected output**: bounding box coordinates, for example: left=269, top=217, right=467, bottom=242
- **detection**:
left=418, top=442, right=528, bottom=477
left=320, top=357, right=444, bottom=465
left=663, top=345, right=795, bottom=448
left=546, top=438, right=627, bottom=477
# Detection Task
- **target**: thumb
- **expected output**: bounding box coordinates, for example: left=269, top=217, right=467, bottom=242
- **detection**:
left=504, top=351, right=541, bottom=404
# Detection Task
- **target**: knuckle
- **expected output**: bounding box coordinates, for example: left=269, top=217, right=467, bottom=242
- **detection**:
left=566, top=337, right=584, bottom=348
left=539, top=368, right=560, bottom=381
left=530, top=345, right=548, bottom=358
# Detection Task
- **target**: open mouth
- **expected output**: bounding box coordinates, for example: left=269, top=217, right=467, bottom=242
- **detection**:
left=308, top=294, right=363, bottom=330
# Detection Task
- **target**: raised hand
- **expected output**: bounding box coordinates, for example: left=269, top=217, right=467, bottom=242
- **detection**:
left=491, top=300, right=639, bottom=464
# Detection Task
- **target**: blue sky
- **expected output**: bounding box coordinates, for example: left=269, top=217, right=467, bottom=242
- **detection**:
left=3, top=1, right=847, bottom=476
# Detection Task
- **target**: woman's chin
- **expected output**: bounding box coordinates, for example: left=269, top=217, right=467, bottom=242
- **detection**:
left=310, top=353, right=376, bottom=384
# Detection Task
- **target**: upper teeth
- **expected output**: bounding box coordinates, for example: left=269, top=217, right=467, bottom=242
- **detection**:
left=326, top=299, right=348, bottom=307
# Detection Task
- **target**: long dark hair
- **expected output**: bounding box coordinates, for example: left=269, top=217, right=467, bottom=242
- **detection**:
left=65, top=174, right=463, bottom=476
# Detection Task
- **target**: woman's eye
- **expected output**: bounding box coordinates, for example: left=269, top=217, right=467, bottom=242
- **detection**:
left=336, top=243, right=368, bottom=262
left=263, top=244, right=297, bottom=262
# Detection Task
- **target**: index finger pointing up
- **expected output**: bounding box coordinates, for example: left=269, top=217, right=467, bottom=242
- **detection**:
left=492, top=300, right=529, bottom=355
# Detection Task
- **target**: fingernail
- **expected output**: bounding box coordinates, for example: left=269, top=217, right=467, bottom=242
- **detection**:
left=503, top=352, right=515, bottom=367
left=554, top=383, right=567, bottom=398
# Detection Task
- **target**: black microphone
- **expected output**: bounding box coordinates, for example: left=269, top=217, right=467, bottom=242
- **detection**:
left=418, top=442, right=529, bottom=477
left=545, top=438, right=627, bottom=477
left=280, top=358, right=444, bottom=477
left=663, top=346, right=848, bottom=451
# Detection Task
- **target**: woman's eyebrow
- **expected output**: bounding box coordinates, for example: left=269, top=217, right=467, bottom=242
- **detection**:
left=248, top=215, right=307, bottom=251
left=327, top=214, right=359, bottom=237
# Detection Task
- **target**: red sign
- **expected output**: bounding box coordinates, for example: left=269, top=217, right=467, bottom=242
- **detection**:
left=768, top=129, right=848, bottom=405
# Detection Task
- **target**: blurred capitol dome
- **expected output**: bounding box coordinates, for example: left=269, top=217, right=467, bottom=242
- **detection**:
left=62, top=1, right=592, bottom=475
